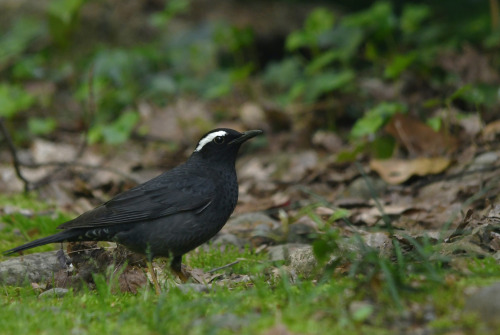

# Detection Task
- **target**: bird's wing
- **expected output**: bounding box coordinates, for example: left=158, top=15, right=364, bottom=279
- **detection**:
left=58, top=168, right=216, bottom=229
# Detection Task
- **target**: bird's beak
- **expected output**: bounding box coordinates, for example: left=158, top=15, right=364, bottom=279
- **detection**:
left=230, top=129, right=263, bottom=145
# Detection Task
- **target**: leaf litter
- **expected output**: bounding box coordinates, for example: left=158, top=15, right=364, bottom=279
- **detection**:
left=1, top=101, right=500, bottom=316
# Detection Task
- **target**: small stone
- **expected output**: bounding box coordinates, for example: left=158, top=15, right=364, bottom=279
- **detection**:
left=268, top=243, right=309, bottom=262
left=312, top=130, right=343, bottom=152
left=349, top=301, right=375, bottom=322
left=39, top=288, right=69, bottom=298
left=177, top=283, right=210, bottom=294
left=223, top=212, right=281, bottom=241
left=0, top=251, right=67, bottom=285
left=287, top=222, right=316, bottom=244
left=211, top=233, right=247, bottom=249
left=345, top=176, right=387, bottom=200
left=288, top=245, right=317, bottom=277
left=240, top=102, right=266, bottom=129
left=472, top=152, right=498, bottom=167
left=465, top=282, right=500, bottom=326
left=362, top=232, right=393, bottom=257
left=268, top=244, right=317, bottom=277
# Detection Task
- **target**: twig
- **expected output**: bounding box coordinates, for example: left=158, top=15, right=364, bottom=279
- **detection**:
left=207, top=260, right=240, bottom=273
left=20, top=160, right=140, bottom=184
left=1, top=65, right=140, bottom=191
left=411, top=165, right=500, bottom=189
left=445, top=209, right=473, bottom=243
left=74, top=65, right=95, bottom=160
left=31, top=66, right=97, bottom=190
left=0, top=117, right=32, bottom=191
left=355, top=162, right=395, bottom=235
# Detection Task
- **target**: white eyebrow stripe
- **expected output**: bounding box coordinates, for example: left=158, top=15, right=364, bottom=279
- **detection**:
left=194, top=130, right=228, bottom=152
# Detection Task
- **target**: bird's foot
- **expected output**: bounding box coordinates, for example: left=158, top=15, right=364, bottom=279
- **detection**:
left=147, top=261, right=161, bottom=295
left=171, top=266, right=190, bottom=283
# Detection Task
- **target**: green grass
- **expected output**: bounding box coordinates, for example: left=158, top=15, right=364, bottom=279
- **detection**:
left=0, top=194, right=71, bottom=257
left=1, top=194, right=500, bottom=334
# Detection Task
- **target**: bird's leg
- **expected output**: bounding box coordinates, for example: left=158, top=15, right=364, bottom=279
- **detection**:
left=170, top=255, right=188, bottom=283
left=147, top=260, right=161, bottom=295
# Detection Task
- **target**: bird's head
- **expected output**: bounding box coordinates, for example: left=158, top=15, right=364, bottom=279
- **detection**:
left=191, top=128, right=263, bottom=163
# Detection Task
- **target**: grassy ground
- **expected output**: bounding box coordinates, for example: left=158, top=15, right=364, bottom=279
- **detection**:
left=1, top=194, right=499, bottom=334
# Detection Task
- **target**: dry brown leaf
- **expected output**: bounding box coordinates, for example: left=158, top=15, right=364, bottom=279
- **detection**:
left=458, top=114, right=483, bottom=137
left=370, top=157, right=451, bottom=184
left=239, top=102, right=266, bottom=129
left=118, top=267, right=148, bottom=293
left=356, top=204, right=418, bottom=226
left=438, top=45, right=499, bottom=84
left=385, top=113, right=458, bottom=156
left=32, top=139, right=77, bottom=164
left=312, top=130, right=343, bottom=152
left=482, top=119, right=500, bottom=140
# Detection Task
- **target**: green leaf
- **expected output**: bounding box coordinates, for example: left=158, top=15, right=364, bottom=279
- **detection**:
left=462, top=86, right=486, bottom=105
left=350, top=102, right=406, bottom=138
left=88, top=124, right=104, bottom=144
left=286, top=81, right=306, bottom=103
left=351, top=112, right=385, bottom=139
left=304, top=70, right=354, bottom=103
left=28, top=118, right=57, bottom=135
left=312, top=228, right=339, bottom=263
left=369, top=135, right=395, bottom=158
left=12, top=55, right=46, bottom=80
left=364, top=42, right=378, bottom=61
left=352, top=305, right=374, bottom=322
left=286, top=31, right=311, bottom=51
left=446, top=84, right=472, bottom=104
left=343, top=2, right=396, bottom=40
left=0, top=18, right=44, bottom=68
left=48, top=0, right=85, bottom=24
left=286, top=8, right=335, bottom=51
left=150, top=0, right=190, bottom=27
left=305, top=50, right=341, bottom=74
left=401, top=4, right=431, bottom=35
left=328, top=208, right=350, bottom=222
left=0, top=84, right=35, bottom=119
left=336, top=143, right=365, bottom=163
left=426, top=117, right=441, bottom=132
left=90, top=111, right=139, bottom=145
left=305, top=8, right=335, bottom=33
left=384, top=52, right=417, bottom=79
left=312, top=239, right=330, bottom=262
left=263, top=58, right=303, bottom=91
left=202, top=71, right=232, bottom=99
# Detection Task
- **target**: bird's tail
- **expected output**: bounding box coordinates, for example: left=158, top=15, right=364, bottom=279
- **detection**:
left=3, top=230, right=80, bottom=256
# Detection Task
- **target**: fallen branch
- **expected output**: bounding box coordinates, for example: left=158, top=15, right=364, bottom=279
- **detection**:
left=207, top=260, right=240, bottom=273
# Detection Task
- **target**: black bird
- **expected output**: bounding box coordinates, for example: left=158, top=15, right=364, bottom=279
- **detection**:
left=4, top=128, right=263, bottom=293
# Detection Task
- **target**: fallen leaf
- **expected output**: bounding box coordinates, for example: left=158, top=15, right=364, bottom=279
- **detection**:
left=482, top=119, right=500, bottom=141
left=370, top=157, right=451, bottom=184
left=118, top=267, right=148, bottom=293
left=458, top=114, right=483, bottom=137
left=239, top=102, right=266, bottom=129
left=312, top=130, right=343, bottom=152
left=356, top=204, right=419, bottom=226
left=385, top=113, right=458, bottom=156
left=32, top=139, right=77, bottom=164
left=287, top=151, right=318, bottom=182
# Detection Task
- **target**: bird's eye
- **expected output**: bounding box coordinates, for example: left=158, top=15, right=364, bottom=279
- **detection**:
left=213, top=136, right=225, bottom=144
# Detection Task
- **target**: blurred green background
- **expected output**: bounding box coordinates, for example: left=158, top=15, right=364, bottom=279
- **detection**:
left=0, top=0, right=498, bottom=148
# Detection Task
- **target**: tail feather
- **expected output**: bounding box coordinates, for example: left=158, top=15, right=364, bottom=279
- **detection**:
left=3, top=230, right=80, bottom=255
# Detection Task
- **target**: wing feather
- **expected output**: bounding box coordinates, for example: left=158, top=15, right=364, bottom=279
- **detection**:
left=58, top=166, right=215, bottom=229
